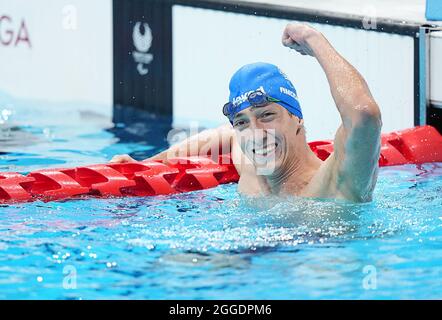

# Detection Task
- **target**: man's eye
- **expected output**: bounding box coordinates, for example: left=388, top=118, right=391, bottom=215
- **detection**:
left=234, top=120, right=245, bottom=127
left=261, top=112, right=274, bottom=118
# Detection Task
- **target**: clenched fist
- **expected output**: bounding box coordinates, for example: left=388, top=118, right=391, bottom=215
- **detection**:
left=281, top=23, right=322, bottom=57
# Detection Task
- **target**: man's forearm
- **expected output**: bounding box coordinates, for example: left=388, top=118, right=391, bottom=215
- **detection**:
left=146, top=125, right=233, bottom=161
left=146, top=134, right=207, bottom=161
left=306, top=33, right=381, bottom=125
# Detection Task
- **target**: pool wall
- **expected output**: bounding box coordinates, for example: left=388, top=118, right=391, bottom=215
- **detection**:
left=0, top=0, right=113, bottom=117
left=1, top=0, right=441, bottom=140
left=170, top=4, right=417, bottom=140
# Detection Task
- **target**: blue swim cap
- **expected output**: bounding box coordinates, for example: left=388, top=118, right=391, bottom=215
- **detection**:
left=226, top=62, right=302, bottom=123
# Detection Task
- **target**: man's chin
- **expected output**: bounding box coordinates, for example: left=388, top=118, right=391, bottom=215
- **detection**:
left=253, top=157, right=281, bottom=176
left=251, top=147, right=283, bottom=175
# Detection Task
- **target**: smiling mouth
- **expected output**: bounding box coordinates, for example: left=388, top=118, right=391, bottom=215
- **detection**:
left=253, top=142, right=279, bottom=157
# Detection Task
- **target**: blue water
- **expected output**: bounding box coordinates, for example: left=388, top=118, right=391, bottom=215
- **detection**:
left=0, top=93, right=441, bottom=299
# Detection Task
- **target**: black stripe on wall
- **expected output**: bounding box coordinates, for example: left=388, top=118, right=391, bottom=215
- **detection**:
left=414, top=36, right=421, bottom=126
left=174, top=0, right=423, bottom=36
left=113, top=0, right=173, bottom=116
left=427, top=106, right=442, bottom=134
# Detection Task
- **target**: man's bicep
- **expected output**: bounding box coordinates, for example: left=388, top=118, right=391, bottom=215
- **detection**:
left=332, top=117, right=382, bottom=201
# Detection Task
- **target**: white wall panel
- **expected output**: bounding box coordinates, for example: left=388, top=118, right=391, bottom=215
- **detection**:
left=0, top=0, right=113, bottom=116
left=430, top=31, right=442, bottom=107
left=173, top=5, right=415, bottom=140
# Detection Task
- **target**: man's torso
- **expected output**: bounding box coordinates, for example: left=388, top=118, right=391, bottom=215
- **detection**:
left=231, top=134, right=350, bottom=201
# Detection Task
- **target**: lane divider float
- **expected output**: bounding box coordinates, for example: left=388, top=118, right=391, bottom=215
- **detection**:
left=1, top=125, right=441, bottom=203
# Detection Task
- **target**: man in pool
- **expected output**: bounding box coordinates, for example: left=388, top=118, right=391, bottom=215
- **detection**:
left=111, top=23, right=382, bottom=203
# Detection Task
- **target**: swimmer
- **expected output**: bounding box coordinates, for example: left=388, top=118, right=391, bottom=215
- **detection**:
left=111, top=23, right=382, bottom=203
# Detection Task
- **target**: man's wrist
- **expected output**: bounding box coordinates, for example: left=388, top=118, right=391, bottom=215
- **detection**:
left=305, top=31, right=327, bottom=52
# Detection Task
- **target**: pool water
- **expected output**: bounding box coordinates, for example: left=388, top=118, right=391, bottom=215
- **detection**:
left=1, top=93, right=441, bottom=299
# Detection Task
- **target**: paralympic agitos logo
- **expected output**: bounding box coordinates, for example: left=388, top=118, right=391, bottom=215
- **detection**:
left=132, top=22, right=153, bottom=76
left=0, top=15, right=31, bottom=48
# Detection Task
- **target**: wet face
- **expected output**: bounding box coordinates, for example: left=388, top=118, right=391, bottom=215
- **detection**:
left=232, top=103, right=302, bottom=175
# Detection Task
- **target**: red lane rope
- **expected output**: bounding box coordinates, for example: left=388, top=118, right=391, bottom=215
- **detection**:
left=1, top=125, right=442, bottom=203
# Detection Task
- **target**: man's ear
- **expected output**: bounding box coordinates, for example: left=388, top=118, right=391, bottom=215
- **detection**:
left=296, top=118, right=305, bottom=135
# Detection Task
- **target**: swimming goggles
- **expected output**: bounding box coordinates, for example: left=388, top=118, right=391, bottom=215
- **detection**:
left=223, top=89, right=281, bottom=120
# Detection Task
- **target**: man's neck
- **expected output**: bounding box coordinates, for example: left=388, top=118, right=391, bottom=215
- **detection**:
left=265, top=141, right=322, bottom=195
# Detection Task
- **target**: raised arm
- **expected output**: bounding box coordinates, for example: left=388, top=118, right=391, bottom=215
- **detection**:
left=282, top=24, right=382, bottom=201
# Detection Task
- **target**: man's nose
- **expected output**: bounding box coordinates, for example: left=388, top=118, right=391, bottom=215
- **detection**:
left=248, top=117, right=267, bottom=131
left=246, top=121, right=265, bottom=138
left=250, top=130, right=271, bottom=147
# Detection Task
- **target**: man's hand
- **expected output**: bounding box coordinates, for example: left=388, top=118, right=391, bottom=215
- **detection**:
left=281, top=23, right=322, bottom=56
left=109, top=154, right=137, bottom=164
